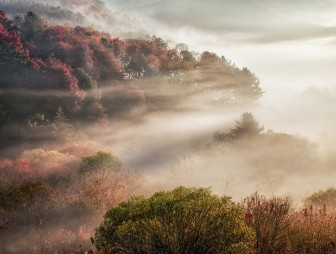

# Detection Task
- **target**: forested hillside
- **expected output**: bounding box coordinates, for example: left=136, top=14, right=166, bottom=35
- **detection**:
left=0, top=10, right=262, bottom=151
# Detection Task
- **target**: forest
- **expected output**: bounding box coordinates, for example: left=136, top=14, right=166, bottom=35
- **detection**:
left=1, top=2, right=336, bottom=253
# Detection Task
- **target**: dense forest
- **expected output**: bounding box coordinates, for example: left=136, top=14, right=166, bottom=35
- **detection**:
left=1, top=6, right=336, bottom=254
left=0, top=9, right=262, bottom=151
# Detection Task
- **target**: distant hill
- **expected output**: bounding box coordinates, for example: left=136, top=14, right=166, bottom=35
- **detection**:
left=0, top=10, right=263, bottom=148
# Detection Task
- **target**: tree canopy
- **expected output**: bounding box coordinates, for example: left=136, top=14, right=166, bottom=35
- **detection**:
left=80, top=150, right=122, bottom=174
left=214, top=112, right=264, bottom=142
left=305, top=187, right=336, bottom=210
left=95, top=186, right=255, bottom=254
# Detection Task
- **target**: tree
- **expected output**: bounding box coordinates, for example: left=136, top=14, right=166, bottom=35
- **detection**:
left=230, top=112, right=264, bottom=137
left=80, top=151, right=122, bottom=174
left=95, top=187, right=255, bottom=254
left=151, top=36, right=168, bottom=49
left=180, top=50, right=196, bottom=70
left=0, top=179, right=51, bottom=211
left=21, top=11, right=46, bottom=42
left=0, top=104, right=10, bottom=126
left=304, top=187, right=336, bottom=210
left=214, top=112, right=264, bottom=142
left=0, top=11, right=30, bottom=65
left=73, top=68, right=97, bottom=90
left=243, top=193, right=293, bottom=254
left=235, top=68, right=263, bottom=102
left=52, top=107, right=78, bottom=141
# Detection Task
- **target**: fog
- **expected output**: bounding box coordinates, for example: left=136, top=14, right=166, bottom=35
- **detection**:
left=85, top=79, right=336, bottom=204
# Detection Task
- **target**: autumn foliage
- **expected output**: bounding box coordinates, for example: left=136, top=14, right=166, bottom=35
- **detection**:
left=0, top=10, right=263, bottom=126
left=0, top=147, right=142, bottom=253
left=243, top=193, right=336, bottom=254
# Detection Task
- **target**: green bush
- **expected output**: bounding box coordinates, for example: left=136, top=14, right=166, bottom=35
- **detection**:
left=95, top=186, right=255, bottom=254
left=80, top=151, right=122, bottom=174
left=0, top=179, right=51, bottom=210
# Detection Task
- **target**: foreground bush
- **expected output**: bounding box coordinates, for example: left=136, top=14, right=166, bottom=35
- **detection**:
left=243, top=193, right=293, bottom=254
left=95, top=187, right=255, bottom=254
left=244, top=193, right=336, bottom=254
left=289, top=206, right=336, bottom=253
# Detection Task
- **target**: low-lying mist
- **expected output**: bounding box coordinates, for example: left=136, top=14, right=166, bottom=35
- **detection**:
left=3, top=72, right=336, bottom=202
left=83, top=81, right=336, bottom=204
left=2, top=65, right=336, bottom=254
left=2, top=81, right=336, bottom=254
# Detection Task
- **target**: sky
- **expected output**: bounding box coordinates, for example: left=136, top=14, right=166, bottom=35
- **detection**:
left=103, top=0, right=336, bottom=106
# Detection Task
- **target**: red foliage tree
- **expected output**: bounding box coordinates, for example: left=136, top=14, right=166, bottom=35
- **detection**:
left=90, top=42, right=123, bottom=81
left=47, top=58, right=84, bottom=98
left=0, top=11, right=30, bottom=64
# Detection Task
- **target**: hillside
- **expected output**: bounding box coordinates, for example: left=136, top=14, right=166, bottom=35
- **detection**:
left=0, top=10, right=262, bottom=150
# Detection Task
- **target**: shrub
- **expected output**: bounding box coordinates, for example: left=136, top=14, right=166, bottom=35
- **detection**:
left=69, top=168, right=141, bottom=214
left=0, top=179, right=51, bottom=211
left=243, top=193, right=293, bottom=254
left=288, top=205, right=336, bottom=253
left=95, top=187, right=255, bottom=254
left=80, top=150, right=122, bottom=174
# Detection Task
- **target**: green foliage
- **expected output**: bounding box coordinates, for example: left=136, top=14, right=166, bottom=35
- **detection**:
left=73, top=68, right=97, bottom=90
left=80, top=150, right=122, bottom=174
left=238, top=68, right=263, bottom=101
left=101, top=37, right=113, bottom=48
left=21, top=11, right=46, bottom=42
left=0, top=104, right=10, bottom=126
left=214, top=112, right=264, bottom=142
left=304, top=187, right=336, bottom=209
left=229, top=112, right=264, bottom=138
left=0, top=179, right=51, bottom=210
left=151, top=35, right=168, bottom=49
left=73, top=68, right=101, bottom=102
left=180, top=50, right=197, bottom=70
left=95, top=186, right=255, bottom=254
